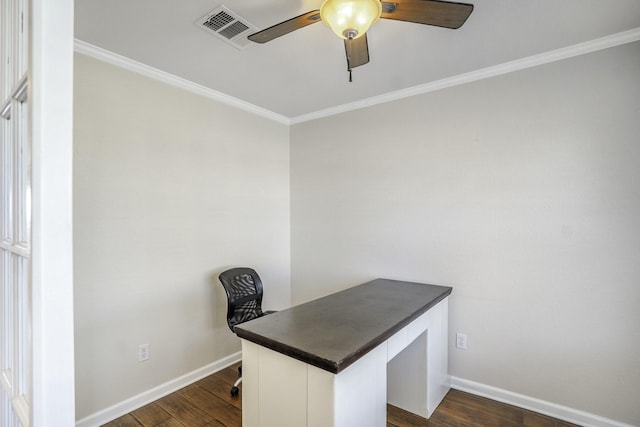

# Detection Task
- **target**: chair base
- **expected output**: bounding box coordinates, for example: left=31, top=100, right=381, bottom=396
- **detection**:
left=231, top=365, right=242, bottom=396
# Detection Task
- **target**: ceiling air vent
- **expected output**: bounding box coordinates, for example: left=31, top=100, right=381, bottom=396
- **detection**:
left=196, top=6, right=258, bottom=50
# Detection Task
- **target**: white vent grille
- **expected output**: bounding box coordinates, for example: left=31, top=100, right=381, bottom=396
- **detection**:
left=196, top=6, right=258, bottom=50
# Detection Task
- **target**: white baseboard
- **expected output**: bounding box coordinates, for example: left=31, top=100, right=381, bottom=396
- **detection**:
left=75, top=351, right=242, bottom=427
left=76, top=364, right=633, bottom=427
left=450, top=376, right=635, bottom=427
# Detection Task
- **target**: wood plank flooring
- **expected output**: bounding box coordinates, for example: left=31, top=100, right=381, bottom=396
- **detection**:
left=103, top=362, right=580, bottom=427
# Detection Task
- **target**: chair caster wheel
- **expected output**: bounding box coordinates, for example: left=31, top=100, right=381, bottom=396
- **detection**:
left=231, top=386, right=239, bottom=397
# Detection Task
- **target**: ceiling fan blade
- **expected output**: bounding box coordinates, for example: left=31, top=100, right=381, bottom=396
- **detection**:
left=380, top=0, right=473, bottom=29
left=248, top=11, right=322, bottom=43
left=344, top=34, right=370, bottom=71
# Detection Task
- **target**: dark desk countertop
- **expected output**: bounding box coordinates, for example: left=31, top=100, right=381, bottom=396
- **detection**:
left=234, top=278, right=452, bottom=374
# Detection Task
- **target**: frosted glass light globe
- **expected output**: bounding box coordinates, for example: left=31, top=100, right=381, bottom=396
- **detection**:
left=320, top=0, right=382, bottom=39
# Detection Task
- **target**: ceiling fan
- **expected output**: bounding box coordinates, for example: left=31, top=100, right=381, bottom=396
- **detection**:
left=247, top=0, right=474, bottom=81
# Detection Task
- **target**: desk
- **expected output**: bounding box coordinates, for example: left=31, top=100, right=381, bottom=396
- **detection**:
left=234, top=278, right=452, bottom=427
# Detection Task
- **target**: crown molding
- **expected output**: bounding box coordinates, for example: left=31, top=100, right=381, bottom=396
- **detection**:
left=73, top=39, right=291, bottom=126
left=290, top=27, right=640, bottom=124
left=75, top=27, right=640, bottom=126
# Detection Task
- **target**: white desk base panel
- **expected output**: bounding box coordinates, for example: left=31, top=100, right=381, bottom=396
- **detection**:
left=241, top=298, right=449, bottom=427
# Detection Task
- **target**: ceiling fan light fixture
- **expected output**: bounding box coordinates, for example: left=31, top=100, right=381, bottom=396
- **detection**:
left=320, top=0, right=382, bottom=40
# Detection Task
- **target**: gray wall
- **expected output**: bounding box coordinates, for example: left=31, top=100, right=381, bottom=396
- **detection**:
left=73, top=54, right=291, bottom=419
left=290, top=42, right=640, bottom=424
left=73, top=41, right=640, bottom=424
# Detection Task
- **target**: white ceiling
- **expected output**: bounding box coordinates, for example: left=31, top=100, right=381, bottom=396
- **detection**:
left=75, top=0, right=640, bottom=119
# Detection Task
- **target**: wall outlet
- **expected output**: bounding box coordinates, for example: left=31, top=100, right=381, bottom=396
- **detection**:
left=138, top=343, right=150, bottom=362
left=456, top=333, right=467, bottom=350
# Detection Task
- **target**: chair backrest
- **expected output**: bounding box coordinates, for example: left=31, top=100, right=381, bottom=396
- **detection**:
left=219, top=267, right=265, bottom=332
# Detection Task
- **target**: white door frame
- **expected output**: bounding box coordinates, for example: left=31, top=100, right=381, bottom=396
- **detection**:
left=30, top=0, right=75, bottom=425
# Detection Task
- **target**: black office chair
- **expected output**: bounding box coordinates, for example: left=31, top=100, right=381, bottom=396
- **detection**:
left=219, top=267, right=275, bottom=396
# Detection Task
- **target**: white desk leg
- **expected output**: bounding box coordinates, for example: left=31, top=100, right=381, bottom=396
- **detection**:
left=242, top=340, right=308, bottom=427
left=426, top=298, right=450, bottom=417
left=387, top=330, right=428, bottom=416
left=309, top=343, right=388, bottom=427
left=241, top=340, right=259, bottom=427
left=387, top=298, right=450, bottom=418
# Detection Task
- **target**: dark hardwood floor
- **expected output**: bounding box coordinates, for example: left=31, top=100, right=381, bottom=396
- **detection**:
left=103, top=362, right=580, bottom=427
